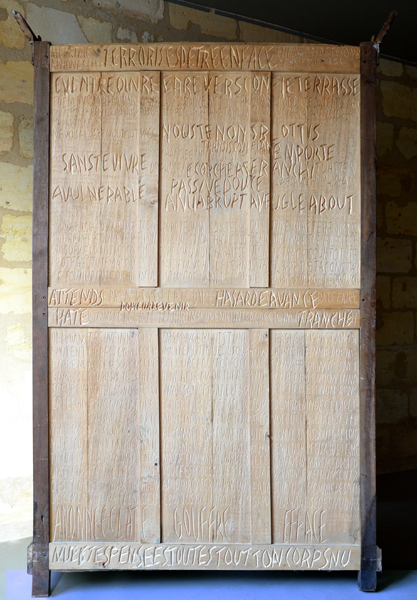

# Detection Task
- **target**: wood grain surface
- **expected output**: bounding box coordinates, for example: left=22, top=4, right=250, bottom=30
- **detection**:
left=32, top=41, right=51, bottom=598
left=43, top=42, right=374, bottom=577
left=49, top=43, right=360, bottom=73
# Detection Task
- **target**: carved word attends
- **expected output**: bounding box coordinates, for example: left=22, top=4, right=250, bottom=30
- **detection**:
left=48, top=288, right=360, bottom=309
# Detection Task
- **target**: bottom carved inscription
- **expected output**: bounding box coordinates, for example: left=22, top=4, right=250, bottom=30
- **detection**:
left=50, top=542, right=360, bottom=571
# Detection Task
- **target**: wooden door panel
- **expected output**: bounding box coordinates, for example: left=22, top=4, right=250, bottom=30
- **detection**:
left=46, top=43, right=367, bottom=573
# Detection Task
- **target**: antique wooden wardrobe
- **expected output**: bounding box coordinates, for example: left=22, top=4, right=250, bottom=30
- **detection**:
left=29, top=40, right=380, bottom=596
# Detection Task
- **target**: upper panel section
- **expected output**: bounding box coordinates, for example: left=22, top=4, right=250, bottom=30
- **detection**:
left=49, top=43, right=361, bottom=299
left=50, top=43, right=360, bottom=73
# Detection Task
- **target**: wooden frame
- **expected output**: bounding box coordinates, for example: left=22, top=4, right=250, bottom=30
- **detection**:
left=358, top=41, right=380, bottom=592
left=32, top=41, right=51, bottom=598
left=28, top=40, right=380, bottom=596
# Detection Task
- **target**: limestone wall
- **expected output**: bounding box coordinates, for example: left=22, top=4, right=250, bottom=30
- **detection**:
left=0, top=0, right=415, bottom=540
left=376, top=58, right=417, bottom=473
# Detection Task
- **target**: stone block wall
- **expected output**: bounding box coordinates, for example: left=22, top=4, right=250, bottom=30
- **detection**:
left=376, top=58, right=417, bottom=474
left=0, top=0, right=415, bottom=539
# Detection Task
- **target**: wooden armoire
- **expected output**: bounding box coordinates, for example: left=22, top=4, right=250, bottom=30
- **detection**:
left=29, top=40, right=380, bottom=596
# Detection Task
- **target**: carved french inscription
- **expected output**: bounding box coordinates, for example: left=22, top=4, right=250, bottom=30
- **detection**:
left=50, top=43, right=360, bottom=73
left=50, top=329, right=87, bottom=543
left=160, top=329, right=213, bottom=542
left=270, top=330, right=360, bottom=547
left=208, top=73, right=250, bottom=286
left=250, top=73, right=271, bottom=286
left=49, top=307, right=360, bottom=329
left=305, top=330, right=360, bottom=544
left=160, top=73, right=209, bottom=286
left=271, top=73, right=360, bottom=288
left=86, top=329, right=140, bottom=542
left=50, top=72, right=162, bottom=287
left=50, top=542, right=360, bottom=571
left=271, top=331, right=307, bottom=544
left=50, top=328, right=162, bottom=543
left=50, top=73, right=139, bottom=286
left=48, top=287, right=360, bottom=309
left=160, top=330, right=251, bottom=543
left=48, top=43, right=364, bottom=572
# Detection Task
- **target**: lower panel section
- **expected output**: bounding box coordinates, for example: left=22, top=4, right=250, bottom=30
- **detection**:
left=50, top=542, right=360, bottom=571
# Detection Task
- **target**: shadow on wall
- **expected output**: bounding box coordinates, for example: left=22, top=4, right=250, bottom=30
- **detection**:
left=376, top=58, right=417, bottom=475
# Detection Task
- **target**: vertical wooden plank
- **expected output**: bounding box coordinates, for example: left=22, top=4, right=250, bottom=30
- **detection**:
left=209, top=74, right=251, bottom=287
left=270, top=330, right=306, bottom=544
left=49, top=71, right=101, bottom=287
left=100, top=72, right=139, bottom=286
left=49, top=330, right=87, bottom=543
left=212, top=330, right=251, bottom=543
left=160, top=73, right=209, bottom=286
left=87, top=330, right=140, bottom=541
left=138, top=328, right=160, bottom=542
left=249, top=329, right=271, bottom=543
left=270, top=73, right=308, bottom=287
left=249, top=73, right=270, bottom=287
left=139, top=72, right=160, bottom=286
left=270, top=72, right=360, bottom=289
left=359, top=41, right=379, bottom=592
left=305, top=330, right=360, bottom=545
left=160, top=330, right=213, bottom=542
left=306, top=74, right=361, bottom=290
left=32, top=41, right=51, bottom=598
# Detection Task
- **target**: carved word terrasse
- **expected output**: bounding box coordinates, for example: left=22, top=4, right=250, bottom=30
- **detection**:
left=50, top=543, right=358, bottom=570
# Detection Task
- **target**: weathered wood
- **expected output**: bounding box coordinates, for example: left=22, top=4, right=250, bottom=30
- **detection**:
left=87, top=330, right=140, bottom=541
left=160, top=329, right=213, bottom=542
left=49, top=542, right=361, bottom=570
left=358, top=41, right=379, bottom=592
left=212, top=330, right=251, bottom=542
left=138, top=329, right=160, bottom=543
left=50, top=330, right=87, bottom=543
left=32, top=40, right=51, bottom=598
left=249, top=74, right=270, bottom=286
left=208, top=73, right=250, bottom=286
left=270, top=71, right=360, bottom=289
left=49, top=71, right=102, bottom=287
left=270, top=330, right=306, bottom=543
left=249, top=330, right=271, bottom=543
left=374, top=11, right=398, bottom=45
left=47, top=287, right=361, bottom=309
left=48, top=307, right=360, bottom=329
left=138, top=72, right=160, bottom=285
left=12, top=10, right=40, bottom=44
left=27, top=542, right=34, bottom=574
left=41, top=41, right=376, bottom=588
left=49, top=43, right=361, bottom=73
left=159, top=72, right=209, bottom=287
left=305, top=330, right=360, bottom=545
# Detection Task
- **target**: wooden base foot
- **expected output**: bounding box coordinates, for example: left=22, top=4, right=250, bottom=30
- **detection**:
left=32, top=569, right=51, bottom=598
left=358, top=569, right=377, bottom=592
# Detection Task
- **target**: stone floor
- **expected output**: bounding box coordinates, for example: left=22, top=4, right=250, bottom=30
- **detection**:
left=2, top=469, right=417, bottom=598
left=5, top=569, right=417, bottom=599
